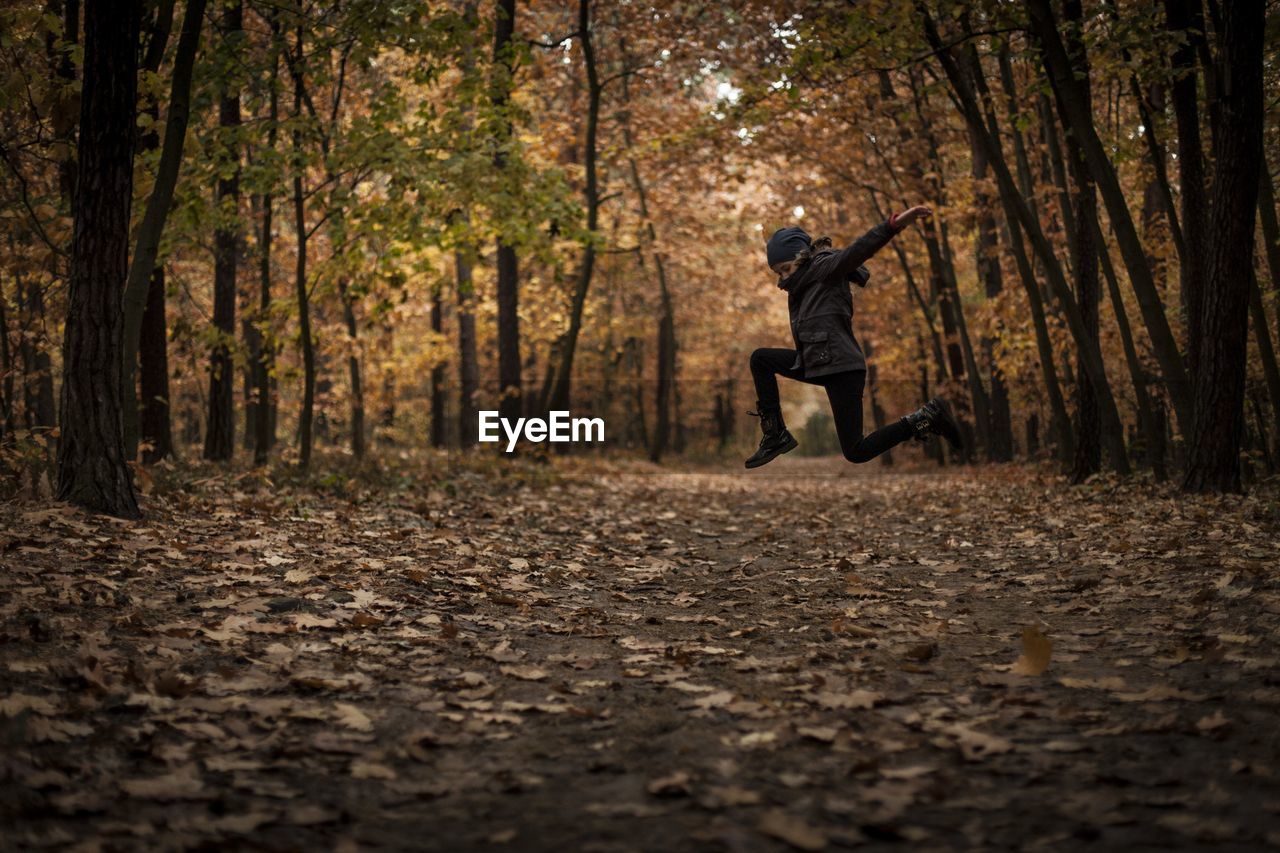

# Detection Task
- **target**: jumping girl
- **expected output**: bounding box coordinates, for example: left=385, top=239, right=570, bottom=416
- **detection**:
left=745, top=206, right=963, bottom=468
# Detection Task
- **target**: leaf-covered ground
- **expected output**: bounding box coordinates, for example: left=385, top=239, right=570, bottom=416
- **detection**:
left=3, top=458, right=1279, bottom=851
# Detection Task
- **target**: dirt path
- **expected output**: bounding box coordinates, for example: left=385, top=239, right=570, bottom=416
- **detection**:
left=3, top=459, right=1279, bottom=850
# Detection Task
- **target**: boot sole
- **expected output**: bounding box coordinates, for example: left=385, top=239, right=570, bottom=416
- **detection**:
left=744, top=434, right=799, bottom=468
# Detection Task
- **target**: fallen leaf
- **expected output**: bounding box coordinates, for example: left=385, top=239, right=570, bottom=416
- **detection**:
left=758, top=809, right=828, bottom=850
left=945, top=725, right=1014, bottom=761
left=647, top=771, right=692, bottom=797
left=814, top=690, right=880, bottom=710
left=121, top=764, right=206, bottom=800
left=334, top=703, right=373, bottom=732
left=1012, top=626, right=1052, bottom=676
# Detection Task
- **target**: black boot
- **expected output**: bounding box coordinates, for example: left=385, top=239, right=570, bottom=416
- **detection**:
left=903, top=397, right=963, bottom=450
left=744, top=405, right=798, bottom=468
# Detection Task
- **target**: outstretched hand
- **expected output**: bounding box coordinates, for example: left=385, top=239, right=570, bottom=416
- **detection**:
left=890, top=205, right=932, bottom=231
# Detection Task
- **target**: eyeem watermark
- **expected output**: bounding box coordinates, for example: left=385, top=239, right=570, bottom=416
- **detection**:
left=479, top=410, right=605, bottom=452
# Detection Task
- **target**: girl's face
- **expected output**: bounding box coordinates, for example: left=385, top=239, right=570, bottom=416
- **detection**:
left=772, top=257, right=800, bottom=280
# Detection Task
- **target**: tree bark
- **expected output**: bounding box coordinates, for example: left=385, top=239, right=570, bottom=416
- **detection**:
left=616, top=35, right=674, bottom=461
left=450, top=244, right=479, bottom=449
left=994, top=45, right=1074, bottom=463
left=430, top=284, right=446, bottom=448
left=1166, top=0, right=1209, bottom=368
left=120, top=0, right=206, bottom=458
left=337, top=280, right=365, bottom=458
left=548, top=0, right=600, bottom=415
left=56, top=0, right=141, bottom=518
left=492, top=0, right=522, bottom=425
left=964, top=47, right=1013, bottom=463
left=1046, top=0, right=1101, bottom=482
left=205, top=0, right=242, bottom=461
left=1027, top=0, right=1192, bottom=436
left=253, top=44, right=278, bottom=466
left=1183, top=1, right=1265, bottom=492
left=139, top=266, right=173, bottom=463
left=1248, top=266, right=1280, bottom=457
left=20, top=276, right=56, bottom=431
left=292, top=26, right=314, bottom=470
left=1257, top=161, right=1280, bottom=346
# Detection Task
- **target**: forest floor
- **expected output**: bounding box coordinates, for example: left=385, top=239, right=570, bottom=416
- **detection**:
left=2, top=455, right=1280, bottom=851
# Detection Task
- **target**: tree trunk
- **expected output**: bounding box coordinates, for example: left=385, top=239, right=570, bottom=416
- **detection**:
left=430, top=285, right=446, bottom=448
left=292, top=30, right=314, bottom=470
left=994, top=39, right=1075, bottom=464
left=254, top=183, right=274, bottom=465
left=1027, top=0, right=1191, bottom=436
left=20, top=277, right=56, bottom=431
left=56, top=0, right=141, bottom=518
left=964, top=65, right=1013, bottom=463
left=254, top=29, right=281, bottom=465
left=1248, top=266, right=1280, bottom=457
left=1166, top=0, right=1209, bottom=370
left=616, top=35, right=674, bottom=461
left=139, top=266, right=173, bottom=463
left=120, top=0, right=206, bottom=458
left=1183, top=1, right=1264, bottom=492
left=548, top=0, right=600, bottom=415
left=52, top=0, right=80, bottom=203
left=1046, top=0, right=1102, bottom=482
left=456, top=244, right=480, bottom=446
left=340, top=280, right=365, bottom=458
left=492, top=0, right=521, bottom=425
left=904, top=70, right=987, bottom=457
left=205, top=0, right=242, bottom=461
left=1257, top=161, right=1280, bottom=346
left=921, top=7, right=1129, bottom=474
left=651, top=295, right=675, bottom=463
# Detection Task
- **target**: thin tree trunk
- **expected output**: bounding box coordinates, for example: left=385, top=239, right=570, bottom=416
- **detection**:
left=1183, top=1, right=1264, bottom=492
left=492, top=0, right=521, bottom=425
left=1257, top=161, right=1280, bottom=345
left=616, top=35, right=674, bottom=461
left=1047, top=0, right=1102, bottom=482
left=456, top=243, right=479, bottom=446
left=292, top=27, right=314, bottom=470
left=51, top=0, right=80, bottom=203
left=1166, top=0, right=1209, bottom=366
left=993, top=39, right=1075, bottom=464
left=119, top=0, right=206, bottom=458
left=430, top=285, right=446, bottom=448
left=21, top=276, right=56, bottom=431
left=548, top=0, right=600, bottom=414
left=1027, top=0, right=1191, bottom=436
left=139, top=267, right=173, bottom=463
left=0, top=292, right=12, bottom=437
left=1248, top=266, right=1280, bottom=456
left=337, top=280, right=365, bottom=458
left=205, top=0, right=242, bottom=461
left=964, top=57, right=1013, bottom=462
left=56, top=0, right=141, bottom=518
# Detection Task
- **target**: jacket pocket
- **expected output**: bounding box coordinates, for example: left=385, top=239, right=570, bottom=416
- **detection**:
left=798, top=329, right=832, bottom=369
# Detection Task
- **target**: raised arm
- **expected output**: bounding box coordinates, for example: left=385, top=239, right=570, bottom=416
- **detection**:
left=829, top=205, right=932, bottom=281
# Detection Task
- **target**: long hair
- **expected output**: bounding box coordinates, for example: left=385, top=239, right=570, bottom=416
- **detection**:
left=793, top=235, right=832, bottom=267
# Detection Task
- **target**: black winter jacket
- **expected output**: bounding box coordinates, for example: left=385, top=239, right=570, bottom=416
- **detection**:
left=778, top=220, right=899, bottom=378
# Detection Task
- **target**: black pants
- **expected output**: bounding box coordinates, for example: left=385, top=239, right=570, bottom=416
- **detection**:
left=750, top=347, right=913, bottom=463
